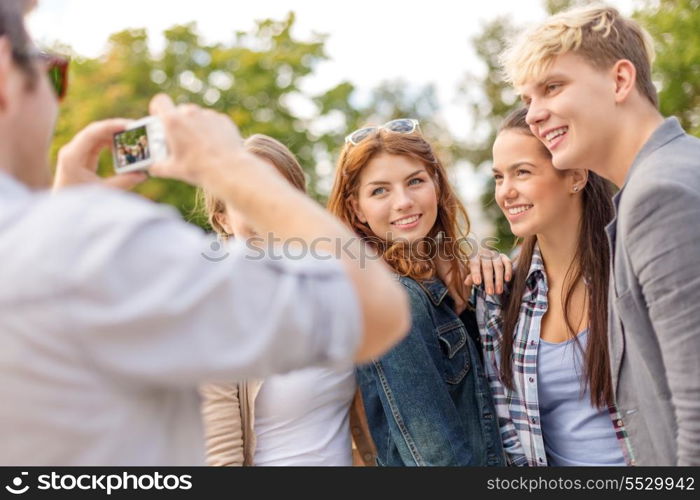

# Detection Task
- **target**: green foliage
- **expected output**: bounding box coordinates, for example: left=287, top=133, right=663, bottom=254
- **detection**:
left=57, top=15, right=335, bottom=227
left=461, top=15, right=521, bottom=252
left=51, top=2, right=699, bottom=247
left=462, top=0, right=609, bottom=252
left=317, top=79, right=450, bottom=160
left=115, top=126, right=146, bottom=146
left=52, top=13, right=452, bottom=230
left=636, top=0, right=700, bottom=136
left=544, top=0, right=589, bottom=14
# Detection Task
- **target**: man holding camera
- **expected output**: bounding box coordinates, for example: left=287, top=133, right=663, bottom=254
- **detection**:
left=0, top=0, right=409, bottom=465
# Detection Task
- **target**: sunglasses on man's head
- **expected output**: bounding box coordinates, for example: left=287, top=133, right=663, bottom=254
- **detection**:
left=27, top=50, right=70, bottom=101
left=344, top=118, right=420, bottom=146
left=42, top=52, right=69, bottom=101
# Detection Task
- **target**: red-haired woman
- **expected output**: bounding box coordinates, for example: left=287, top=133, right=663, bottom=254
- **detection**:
left=327, top=119, right=506, bottom=466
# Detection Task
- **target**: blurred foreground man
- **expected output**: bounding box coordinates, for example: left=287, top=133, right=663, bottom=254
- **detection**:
left=0, top=0, right=408, bottom=465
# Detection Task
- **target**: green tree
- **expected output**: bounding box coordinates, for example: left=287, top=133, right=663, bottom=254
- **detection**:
left=463, top=16, right=521, bottom=252
left=52, top=13, right=460, bottom=230
left=314, top=78, right=452, bottom=169
left=636, top=0, right=700, bottom=136
left=462, top=0, right=698, bottom=252
left=461, top=0, right=585, bottom=252
left=52, top=14, right=341, bottom=227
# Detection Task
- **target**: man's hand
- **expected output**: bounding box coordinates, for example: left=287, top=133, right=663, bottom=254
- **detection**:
left=146, top=95, right=408, bottom=364
left=53, top=119, right=147, bottom=191
left=148, top=94, right=244, bottom=186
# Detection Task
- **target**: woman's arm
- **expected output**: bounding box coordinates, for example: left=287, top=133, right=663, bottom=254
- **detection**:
left=436, top=250, right=512, bottom=315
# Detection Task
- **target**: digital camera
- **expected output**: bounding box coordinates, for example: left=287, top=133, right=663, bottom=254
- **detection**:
left=113, top=116, right=168, bottom=173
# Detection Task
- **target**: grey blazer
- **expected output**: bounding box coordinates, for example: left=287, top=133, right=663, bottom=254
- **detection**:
left=606, top=117, right=700, bottom=465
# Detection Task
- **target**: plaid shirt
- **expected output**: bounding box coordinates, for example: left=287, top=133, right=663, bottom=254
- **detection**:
left=474, top=246, right=635, bottom=466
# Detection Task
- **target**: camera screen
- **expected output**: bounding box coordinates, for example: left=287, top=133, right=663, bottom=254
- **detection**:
left=114, top=125, right=150, bottom=168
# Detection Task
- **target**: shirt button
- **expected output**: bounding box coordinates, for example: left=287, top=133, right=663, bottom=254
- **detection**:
left=529, top=377, right=535, bottom=383
left=531, top=417, right=537, bottom=424
left=538, top=457, right=544, bottom=463
left=617, top=419, right=624, bottom=427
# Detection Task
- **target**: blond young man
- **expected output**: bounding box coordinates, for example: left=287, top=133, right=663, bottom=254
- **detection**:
left=501, top=4, right=700, bottom=466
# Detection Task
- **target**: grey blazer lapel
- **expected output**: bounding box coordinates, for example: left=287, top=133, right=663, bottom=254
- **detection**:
left=606, top=216, right=624, bottom=394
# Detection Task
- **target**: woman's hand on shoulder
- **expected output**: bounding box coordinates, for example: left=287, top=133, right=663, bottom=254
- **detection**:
left=467, top=249, right=512, bottom=295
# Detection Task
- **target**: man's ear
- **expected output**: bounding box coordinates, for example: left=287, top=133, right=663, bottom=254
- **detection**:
left=350, top=197, right=367, bottom=223
left=0, top=37, right=15, bottom=113
left=214, top=211, right=233, bottom=235
left=612, top=59, right=637, bottom=104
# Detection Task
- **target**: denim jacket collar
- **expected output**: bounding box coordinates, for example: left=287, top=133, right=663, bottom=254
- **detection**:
left=416, top=277, right=450, bottom=307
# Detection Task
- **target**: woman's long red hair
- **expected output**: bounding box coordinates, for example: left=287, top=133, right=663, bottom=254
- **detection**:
left=327, top=130, right=472, bottom=303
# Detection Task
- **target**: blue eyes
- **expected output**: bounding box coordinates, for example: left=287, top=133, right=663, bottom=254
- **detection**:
left=370, top=177, right=424, bottom=196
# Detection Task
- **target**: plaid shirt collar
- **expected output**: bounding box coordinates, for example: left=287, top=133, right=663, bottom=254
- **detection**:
left=523, top=245, right=546, bottom=302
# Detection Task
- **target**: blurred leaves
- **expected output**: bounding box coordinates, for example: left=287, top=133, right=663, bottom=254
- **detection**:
left=455, top=0, right=700, bottom=252
left=50, top=3, right=699, bottom=242
left=52, top=13, right=450, bottom=229
left=636, top=0, right=700, bottom=135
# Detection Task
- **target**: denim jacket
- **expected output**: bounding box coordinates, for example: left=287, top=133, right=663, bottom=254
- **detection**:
left=357, top=275, right=506, bottom=466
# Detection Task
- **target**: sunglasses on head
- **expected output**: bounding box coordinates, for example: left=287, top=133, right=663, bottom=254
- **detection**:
left=344, top=118, right=420, bottom=146
left=25, top=50, right=70, bottom=101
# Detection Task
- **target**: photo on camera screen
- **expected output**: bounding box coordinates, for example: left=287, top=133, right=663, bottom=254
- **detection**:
left=114, top=125, right=150, bottom=168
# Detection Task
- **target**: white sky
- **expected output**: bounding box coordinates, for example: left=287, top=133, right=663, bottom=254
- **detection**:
left=26, top=0, right=637, bottom=138
left=26, top=0, right=638, bottom=236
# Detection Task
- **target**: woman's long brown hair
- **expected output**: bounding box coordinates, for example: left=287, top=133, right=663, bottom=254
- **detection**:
left=497, top=107, right=616, bottom=408
left=327, top=129, right=472, bottom=303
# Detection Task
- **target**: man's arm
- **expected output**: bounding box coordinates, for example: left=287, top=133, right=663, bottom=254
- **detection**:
left=58, top=205, right=365, bottom=384
left=147, top=95, right=409, bottom=363
left=626, top=180, right=700, bottom=465
left=54, top=97, right=409, bottom=364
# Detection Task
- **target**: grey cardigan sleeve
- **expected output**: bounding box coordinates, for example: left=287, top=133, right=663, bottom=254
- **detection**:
left=199, top=382, right=245, bottom=466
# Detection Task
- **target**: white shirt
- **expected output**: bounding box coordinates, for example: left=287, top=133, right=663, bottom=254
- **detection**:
left=0, top=172, right=361, bottom=465
left=253, top=365, right=356, bottom=466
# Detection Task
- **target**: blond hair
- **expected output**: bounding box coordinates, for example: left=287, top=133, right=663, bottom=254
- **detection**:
left=502, top=4, right=658, bottom=107
left=200, top=134, right=306, bottom=235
